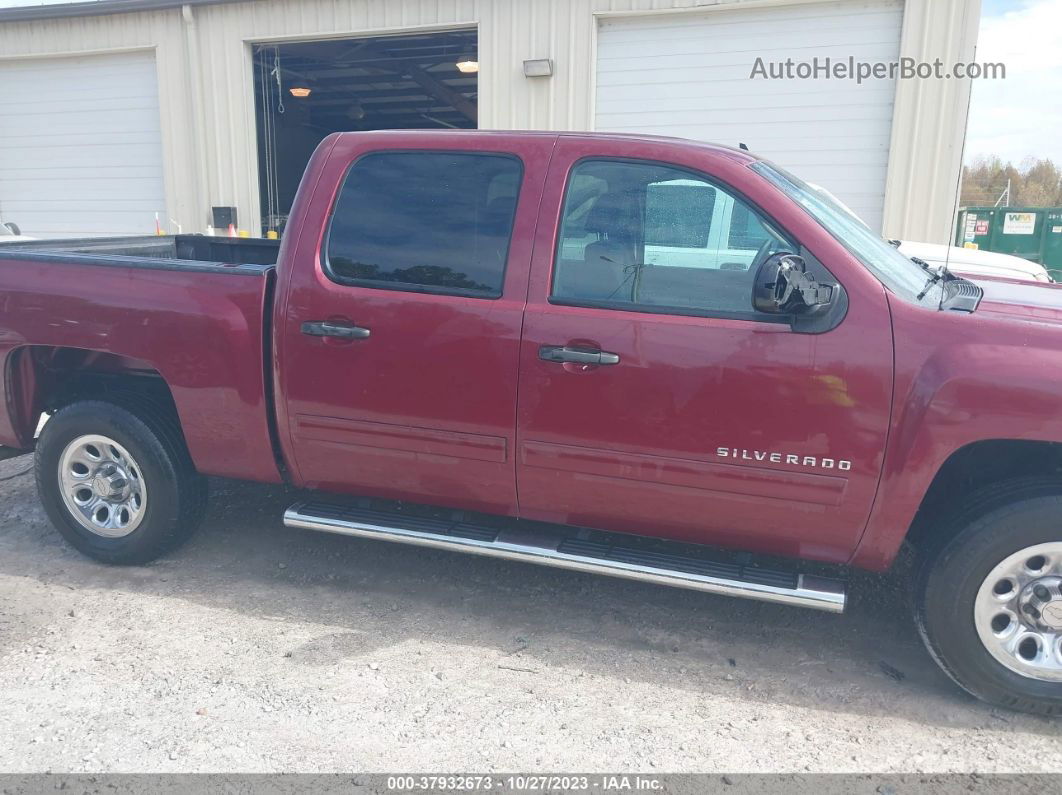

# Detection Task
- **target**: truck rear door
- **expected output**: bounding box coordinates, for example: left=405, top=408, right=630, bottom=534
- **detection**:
left=276, top=133, right=553, bottom=516
left=514, top=136, right=894, bottom=564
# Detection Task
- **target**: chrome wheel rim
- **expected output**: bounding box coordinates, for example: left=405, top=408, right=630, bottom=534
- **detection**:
left=58, top=434, right=147, bottom=538
left=974, top=542, right=1062, bottom=682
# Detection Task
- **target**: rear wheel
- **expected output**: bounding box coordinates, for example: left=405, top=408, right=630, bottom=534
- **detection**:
left=35, top=399, right=207, bottom=564
left=57, top=434, right=148, bottom=537
left=916, top=481, right=1062, bottom=716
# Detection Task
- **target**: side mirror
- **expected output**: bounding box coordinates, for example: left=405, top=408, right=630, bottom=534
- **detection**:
left=752, top=253, right=834, bottom=316
left=3, top=222, right=20, bottom=236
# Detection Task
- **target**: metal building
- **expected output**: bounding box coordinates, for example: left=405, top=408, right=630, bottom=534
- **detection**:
left=0, top=0, right=979, bottom=242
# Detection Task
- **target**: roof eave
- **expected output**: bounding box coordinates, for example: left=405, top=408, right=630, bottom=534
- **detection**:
left=0, top=0, right=235, bottom=24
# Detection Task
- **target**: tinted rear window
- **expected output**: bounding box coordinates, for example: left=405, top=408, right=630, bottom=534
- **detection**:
left=324, top=152, right=523, bottom=297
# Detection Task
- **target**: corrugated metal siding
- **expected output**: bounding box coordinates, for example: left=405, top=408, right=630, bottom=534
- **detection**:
left=883, top=0, right=980, bottom=243
left=0, top=7, right=198, bottom=230
left=0, top=0, right=978, bottom=242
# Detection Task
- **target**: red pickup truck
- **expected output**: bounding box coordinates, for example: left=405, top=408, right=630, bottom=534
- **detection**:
left=2, top=131, right=1061, bottom=715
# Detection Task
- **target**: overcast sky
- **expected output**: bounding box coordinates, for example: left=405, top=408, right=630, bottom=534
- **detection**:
left=965, top=0, right=1062, bottom=165
left=1, top=0, right=1058, bottom=166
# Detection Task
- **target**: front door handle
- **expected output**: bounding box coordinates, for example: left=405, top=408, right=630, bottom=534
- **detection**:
left=301, top=321, right=371, bottom=340
left=539, top=345, right=620, bottom=366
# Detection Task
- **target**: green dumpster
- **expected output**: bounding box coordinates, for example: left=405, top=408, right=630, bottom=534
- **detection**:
left=955, top=207, right=1062, bottom=279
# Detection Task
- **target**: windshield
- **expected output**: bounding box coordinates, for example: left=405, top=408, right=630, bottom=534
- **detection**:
left=750, top=161, right=938, bottom=304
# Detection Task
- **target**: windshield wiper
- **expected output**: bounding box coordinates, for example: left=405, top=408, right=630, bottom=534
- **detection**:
left=916, top=264, right=947, bottom=301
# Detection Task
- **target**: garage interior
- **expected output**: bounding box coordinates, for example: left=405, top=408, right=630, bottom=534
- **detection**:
left=252, top=29, right=478, bottom=235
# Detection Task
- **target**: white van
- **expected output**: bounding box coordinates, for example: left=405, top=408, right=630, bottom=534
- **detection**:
left=897, top=240, right=1052, bottom=283
left=642, top=179, right=767, bottom=270
left=558, top=178, right=768, bottom=271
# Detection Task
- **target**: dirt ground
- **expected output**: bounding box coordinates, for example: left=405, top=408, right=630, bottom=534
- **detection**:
left=0, top=452, right=1060, bottom=774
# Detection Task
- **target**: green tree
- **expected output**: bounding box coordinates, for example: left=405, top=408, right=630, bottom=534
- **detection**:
left=961, top=156, right=1062, bottom=207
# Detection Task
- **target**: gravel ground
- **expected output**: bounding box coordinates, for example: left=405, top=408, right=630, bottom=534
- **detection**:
left=1, top=453, right=1060, bottom=774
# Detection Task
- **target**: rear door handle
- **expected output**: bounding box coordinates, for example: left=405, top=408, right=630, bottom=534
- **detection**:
left=539, top=345, right=620, bottom=366
left=301, top=321, right=371, bottom=340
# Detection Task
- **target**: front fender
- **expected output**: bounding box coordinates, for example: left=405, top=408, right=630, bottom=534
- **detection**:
left=852, top=298, right=1062, bottom=569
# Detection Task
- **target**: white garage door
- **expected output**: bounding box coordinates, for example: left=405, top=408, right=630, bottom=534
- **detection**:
left=0, top=50, right=166, bottom=238
left=596, top=1, right=903, bottom=233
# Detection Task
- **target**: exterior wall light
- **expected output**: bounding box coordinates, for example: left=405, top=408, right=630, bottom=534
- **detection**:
left=523, top=59, right=553, bottom=78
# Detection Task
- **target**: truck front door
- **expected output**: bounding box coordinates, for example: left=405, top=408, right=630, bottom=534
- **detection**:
left=277, top=134, right=551, bottom=516
left=515, top=138, right=894, bottom=564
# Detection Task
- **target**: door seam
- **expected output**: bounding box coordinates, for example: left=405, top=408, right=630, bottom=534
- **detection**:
left=512, top=135, right=560, bottom=518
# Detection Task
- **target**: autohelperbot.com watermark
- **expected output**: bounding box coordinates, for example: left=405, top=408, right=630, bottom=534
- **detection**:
left=750, top=56, right=1006, bottom=83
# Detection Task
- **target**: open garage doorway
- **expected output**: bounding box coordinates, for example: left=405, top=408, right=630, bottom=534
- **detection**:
left=252, top=29, right=477, bottom=236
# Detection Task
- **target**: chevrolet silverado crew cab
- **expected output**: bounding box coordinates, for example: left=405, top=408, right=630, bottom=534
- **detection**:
left=2, top=131, right=1062, bottom=716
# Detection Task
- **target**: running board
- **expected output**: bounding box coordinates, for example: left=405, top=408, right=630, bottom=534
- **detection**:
left=283, top=500, right=846, bottom=613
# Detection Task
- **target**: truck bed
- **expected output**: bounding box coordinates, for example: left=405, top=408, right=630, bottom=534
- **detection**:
left=0, top=233, right=281, bottom=269
left=0, top=235, right=283, bottom=485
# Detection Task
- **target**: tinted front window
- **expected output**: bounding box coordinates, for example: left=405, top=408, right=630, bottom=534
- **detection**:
left=728, top=202, right=771, bottom=250
left=645, top=182, right=714, bottom=248
left=325, top=152, right=522, bottom=297
left=552, top=160, right=793, bottom=317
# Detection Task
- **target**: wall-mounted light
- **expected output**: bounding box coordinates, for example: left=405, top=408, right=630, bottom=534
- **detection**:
left=456, top=58, right=479, bottom=74
left=523, top=59, right=553, bottom=78
left=289, top=86, right=312, bottom=98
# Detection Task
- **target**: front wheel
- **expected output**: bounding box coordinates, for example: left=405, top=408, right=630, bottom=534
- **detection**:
left=916, top=481, right=1062, bottom=716
left=35, top=399, right=207, bottom=564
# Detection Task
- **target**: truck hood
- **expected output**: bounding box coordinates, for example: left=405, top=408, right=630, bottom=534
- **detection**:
left=898, top=241, right=1051, bottom=283
left=972, top=276, right=1062, bottom=323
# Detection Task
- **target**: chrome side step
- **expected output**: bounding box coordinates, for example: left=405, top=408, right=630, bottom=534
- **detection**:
left=283, top=500, right=846, bottom=613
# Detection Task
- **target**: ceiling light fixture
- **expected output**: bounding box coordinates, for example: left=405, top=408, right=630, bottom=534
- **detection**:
left=289, top=86, right=312, bottom=98
left=455, top=59, right=479, bottom=74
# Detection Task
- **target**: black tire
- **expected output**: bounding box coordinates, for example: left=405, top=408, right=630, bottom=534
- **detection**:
left=915, top=478, right=1062, bottom=716
left=35, top=399, right=207, bottom=564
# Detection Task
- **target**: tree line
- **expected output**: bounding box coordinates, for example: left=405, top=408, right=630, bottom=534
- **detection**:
left=961, top=157, right=1062, bottom=208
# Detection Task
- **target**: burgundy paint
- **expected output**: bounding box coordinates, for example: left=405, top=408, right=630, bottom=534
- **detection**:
left=0, top=262, right=281, bottom=484
left=6, top=130, right=1062, bottom=572
left=273, top=132, right=554, bottom=515
left=516, top=136, right=893, bottom=563
left=850, top=285, right=1062, bottom=569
